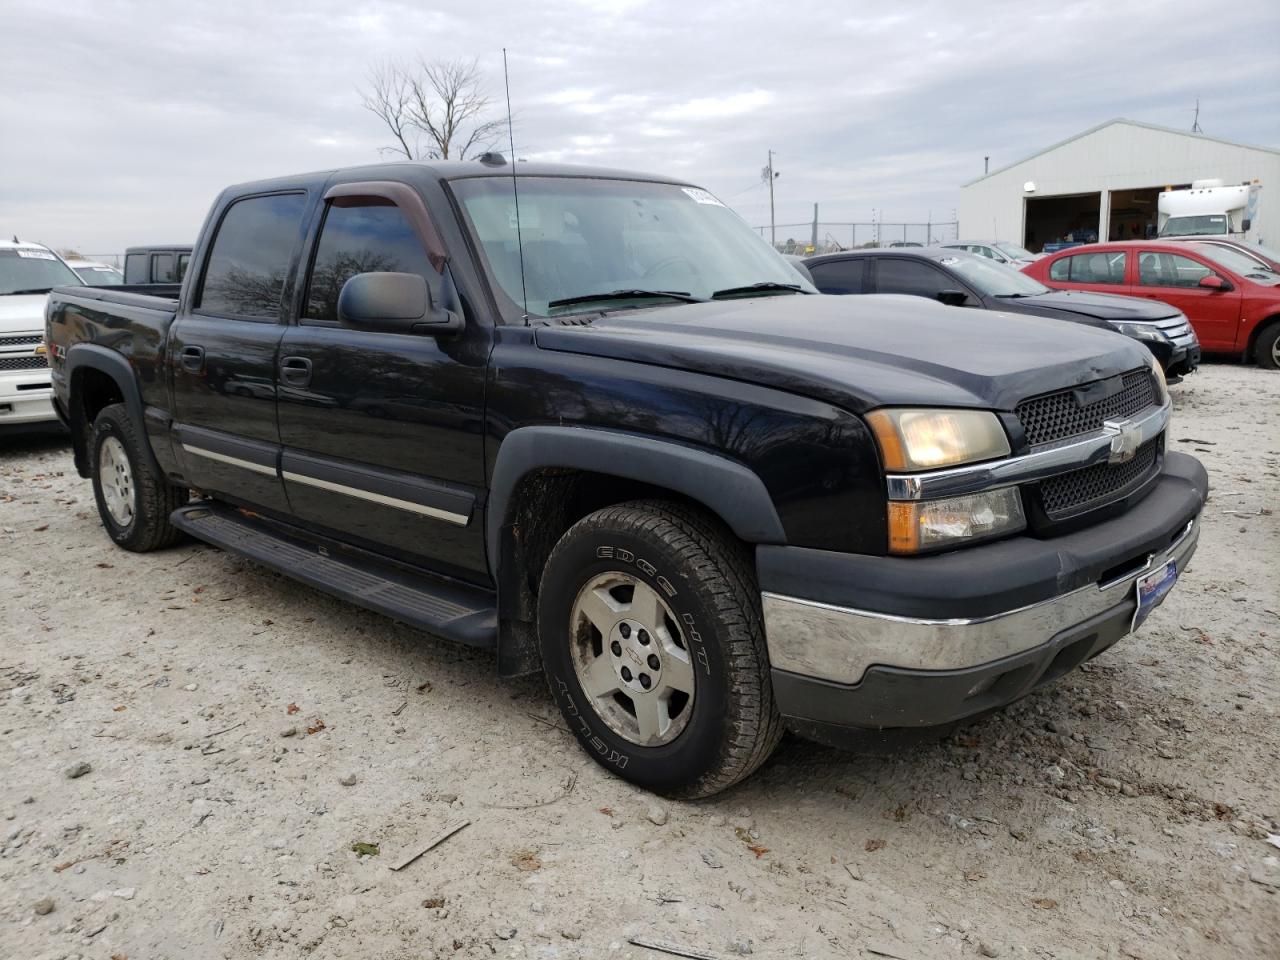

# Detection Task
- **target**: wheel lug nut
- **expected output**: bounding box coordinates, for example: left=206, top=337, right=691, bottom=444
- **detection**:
left=647, top=654, right=660, bottom=670
left=620, top=666, right=632, bottom=682
left=619, top=623, right=631, bottom=639
left=638, top=630, right=650, bottom=646
left=611, top=641, right=622, bottom=656
left=639, top=673, right=651, bottom=689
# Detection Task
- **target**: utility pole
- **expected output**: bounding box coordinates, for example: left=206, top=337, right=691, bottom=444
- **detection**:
left=762, top=151, right=778, bottom=247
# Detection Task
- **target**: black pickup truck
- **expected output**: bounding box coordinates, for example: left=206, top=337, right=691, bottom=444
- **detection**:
left=45, top=160, right=1207, bottom=797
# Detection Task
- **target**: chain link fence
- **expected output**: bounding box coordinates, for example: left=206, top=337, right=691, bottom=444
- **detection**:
left=757, top=221, right=959, bottom=256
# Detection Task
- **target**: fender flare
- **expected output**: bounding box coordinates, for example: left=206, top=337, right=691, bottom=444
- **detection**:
left=64, top=344, right=160, bottom=474
left=485, top=425, right=786, bottom=580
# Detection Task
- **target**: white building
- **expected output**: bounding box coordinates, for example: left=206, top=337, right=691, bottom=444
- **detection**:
left=958, top=119, right=1279, bottom=252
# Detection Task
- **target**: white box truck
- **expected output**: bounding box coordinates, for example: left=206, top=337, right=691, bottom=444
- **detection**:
left=1157, top=179, right=1263, bottom=242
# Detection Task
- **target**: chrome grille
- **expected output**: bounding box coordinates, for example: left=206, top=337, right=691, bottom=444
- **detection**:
left=0, top=355, right=48, bottom=371
left=1039, top=438, right=1160, bottom=518
left=0, top=334, right=44, bottom=348
left=1016, top=369, right=1156, bottom=447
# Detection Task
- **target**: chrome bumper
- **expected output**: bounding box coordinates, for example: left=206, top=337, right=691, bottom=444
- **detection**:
left=762, top=517, right=1199, bottom=686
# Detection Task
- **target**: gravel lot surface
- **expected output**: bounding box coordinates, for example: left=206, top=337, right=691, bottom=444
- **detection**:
left=2, top=363, right=1277, bottom=960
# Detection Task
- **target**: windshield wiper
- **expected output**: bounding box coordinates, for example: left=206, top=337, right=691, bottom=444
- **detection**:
left=711, top=281, right=810, bottom=299
left=5, top=287, right=54, bottom=295
left=546, top=289, right=706, bottom=310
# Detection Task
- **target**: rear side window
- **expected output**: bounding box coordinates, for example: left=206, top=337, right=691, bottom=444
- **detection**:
left=303, top=200, right=433, bottom=324
left=124, top=253, right=146, bottom=283
left=807, top=258, right=865, bottom=295
left=151, top=253, right=176, bottom=283
left=177, top=253, right=191, bottom=282
left=197, top=193, right=308, bottom=319
left=1051, top=252, right=1126, bottom=284
left=875, top=258, right=951, bottom=298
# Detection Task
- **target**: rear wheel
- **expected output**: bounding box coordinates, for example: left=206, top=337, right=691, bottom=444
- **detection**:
left=1254, top=322, right=1280, bottom=370
left=537, top=500, right=782, bottom=798
left=90, top=403, right=188, bottom=551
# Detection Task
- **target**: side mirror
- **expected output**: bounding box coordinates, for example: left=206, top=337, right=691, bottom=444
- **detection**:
left=1198, top=275, right=1232, bottom=292
left=337, top=272, right=462, bottom=334
left=936, top=289, right=969, bottom=307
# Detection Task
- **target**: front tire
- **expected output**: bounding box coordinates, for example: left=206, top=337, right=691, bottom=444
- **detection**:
left=90, top=403, right=188, bottom=552
left=537, top=501, right=782, bottom=798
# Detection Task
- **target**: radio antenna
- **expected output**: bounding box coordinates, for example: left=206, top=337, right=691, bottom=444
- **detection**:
left=502, top=48, right=529, bottom=326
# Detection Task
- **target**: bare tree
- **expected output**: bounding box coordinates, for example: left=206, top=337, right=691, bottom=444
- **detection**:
left=360, top=58, right=504, bottom=161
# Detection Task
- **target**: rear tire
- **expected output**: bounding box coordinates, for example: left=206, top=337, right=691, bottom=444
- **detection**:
left=90, top=403, right=188, bottom=552
left=537, top=500, right=782, bottom=798
left=1254, top=322, right=1280, bottom=370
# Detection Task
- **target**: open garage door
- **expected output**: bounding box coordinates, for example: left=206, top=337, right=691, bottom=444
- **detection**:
left=1108, top=185, right=1189, bottom=241
left=1024, top=193, right=1100, bottom=252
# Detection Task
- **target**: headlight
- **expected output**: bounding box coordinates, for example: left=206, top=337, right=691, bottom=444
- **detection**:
left=1149, top=355, right=1169, bottom=404
left=866, top=408, right=1011, bottom=472
left=888, top=487, right=1026, bottom=554
left=1110, top=321, right=1168, bottom=342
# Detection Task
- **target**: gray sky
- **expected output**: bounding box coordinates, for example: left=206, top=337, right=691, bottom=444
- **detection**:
left=3, top=0, right=1278, bottom=254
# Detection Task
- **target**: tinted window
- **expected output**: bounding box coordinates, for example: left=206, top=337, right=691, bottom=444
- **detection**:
left=875, top=258, right=952, bottom=298
left=1138, top=252, right=1211, bottom=288
left=1053, top=252, right=1126, bottom=284
left=177, top=253, right=191, bottom=281
left=304, top=200, right=433, bottom=323
left=124, top=253, right=146, bottom=283
left=151, top=253, right=176, bottom=283
left=807, top=258, right=865, bottom=294
left=198, top=193, right=307, bottom=319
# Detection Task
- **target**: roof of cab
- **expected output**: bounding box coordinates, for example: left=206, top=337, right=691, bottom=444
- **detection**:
left=0, top=237, right=54, bottom=252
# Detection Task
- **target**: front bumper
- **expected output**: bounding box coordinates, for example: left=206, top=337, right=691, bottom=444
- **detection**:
left=0, top=374, right=57, bottom=427
left=759, top=452, right=1207, bottom=739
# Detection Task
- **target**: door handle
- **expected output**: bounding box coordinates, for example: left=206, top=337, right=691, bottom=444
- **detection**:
left=180, top=345, right=205, bottom=373
left=279, top=356, right=313, bottom=387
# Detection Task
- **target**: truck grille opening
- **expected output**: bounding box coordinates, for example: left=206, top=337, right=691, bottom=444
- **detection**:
left=1038, top=438, right=1160, bottom=518
left=1016, top=368, right=1156, bottom=447
left=0, top=355, right=49, bottom=371
left=0, top=335, right=44, bottom=348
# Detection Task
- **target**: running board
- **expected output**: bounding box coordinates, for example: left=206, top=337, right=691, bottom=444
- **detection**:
left=171, top=501, right=496, bottom=649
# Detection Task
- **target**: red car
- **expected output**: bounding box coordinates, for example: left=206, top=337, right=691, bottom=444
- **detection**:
left=1023, top=240, right=1280, bottom=368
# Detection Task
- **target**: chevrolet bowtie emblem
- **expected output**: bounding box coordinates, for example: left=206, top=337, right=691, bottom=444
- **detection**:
left=1103, top=418, right=1141, bottom=464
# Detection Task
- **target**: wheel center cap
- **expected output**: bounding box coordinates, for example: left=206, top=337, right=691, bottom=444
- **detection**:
left=610, top=619, right=660, bottom=693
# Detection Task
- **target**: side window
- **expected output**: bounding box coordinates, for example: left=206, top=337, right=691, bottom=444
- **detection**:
left=151, top=253, right=176, bottom=283
left=124, top=253, right=146, bottom=283
left=1060, top=252, right=1126, bottom=284
left=197, top=193, right=308, bottom=320
left=303, top=200, right=433, bottom=324
left=807, top=258, right=865, bottom=295
left=1138, top=252, right=1211, bottom=288
left=176, top=253, right=191, bottom=282
left=875, top=258, right=951, bottom=298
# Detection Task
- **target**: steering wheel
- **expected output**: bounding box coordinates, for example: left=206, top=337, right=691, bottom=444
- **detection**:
left=641, top=255, right=698, bottom=281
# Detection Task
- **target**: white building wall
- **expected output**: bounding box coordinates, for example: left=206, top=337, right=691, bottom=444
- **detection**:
left=959, top=120, right=1280, bottom=246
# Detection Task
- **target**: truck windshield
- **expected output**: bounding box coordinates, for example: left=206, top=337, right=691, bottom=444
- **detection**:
left=1161, top=215, right=1228, bottom=237
left=947, top=254, right=1050, bottom=297
left=0, top=249, right=83, bottom=295
left=451, top=176, right=814, bottom=318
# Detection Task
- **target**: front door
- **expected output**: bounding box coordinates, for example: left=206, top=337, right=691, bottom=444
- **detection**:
left=169, top=191, right=311, bottom=514
left=1132, top=249, right=1242, bottom=350
left=275, top=184, right=492, bottom=583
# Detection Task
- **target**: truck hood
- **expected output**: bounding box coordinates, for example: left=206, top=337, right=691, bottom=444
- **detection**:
left=0, top=294, right=48, bottom=334
left=533, top=294, right=1151, bottom=413
left=1014, top=289, right=1179, bottom=322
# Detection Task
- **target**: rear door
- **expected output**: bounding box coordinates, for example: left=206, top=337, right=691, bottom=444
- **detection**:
left=168, top=191, right=311, bottom=514
left=274, top=181, right=492, bottom=582
left=1045, top=250, right=1129, bottom=295
left=1133, top=248, right=1242, bottom=350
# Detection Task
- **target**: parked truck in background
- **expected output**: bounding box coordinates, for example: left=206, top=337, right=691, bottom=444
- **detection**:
left=1158, top=179, right=1263, bottom=243
left=45, top=159, right=1207, bottom=797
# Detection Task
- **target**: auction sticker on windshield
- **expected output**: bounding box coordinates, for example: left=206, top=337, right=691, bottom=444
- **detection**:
left=1133, top=559, right=1178, bottom=630
left=682, top=187, right=724, bottom=206
left=17, top=250, right=56, bottom=260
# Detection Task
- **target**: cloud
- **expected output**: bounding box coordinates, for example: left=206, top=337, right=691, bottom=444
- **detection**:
left=0, top=0, right=1275, bottom=252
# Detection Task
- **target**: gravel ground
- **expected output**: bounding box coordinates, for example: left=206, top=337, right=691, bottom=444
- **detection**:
left=2, top=363, right=1277, bottom=960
